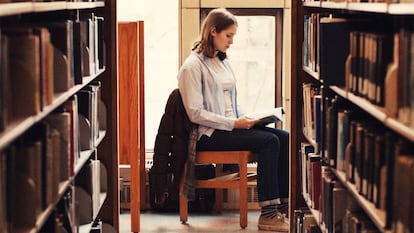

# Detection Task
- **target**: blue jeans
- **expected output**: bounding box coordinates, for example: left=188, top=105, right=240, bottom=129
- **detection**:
left=196, top=125, right=289, bottom=206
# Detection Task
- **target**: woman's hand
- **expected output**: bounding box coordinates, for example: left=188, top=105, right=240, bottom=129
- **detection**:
left=233, top=116, right=260, bottom=130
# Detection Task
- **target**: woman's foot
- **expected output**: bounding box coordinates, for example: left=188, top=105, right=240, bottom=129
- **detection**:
left=258, top=212, right=289, bottom=232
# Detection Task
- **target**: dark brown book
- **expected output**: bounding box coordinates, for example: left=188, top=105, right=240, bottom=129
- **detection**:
left=373, top=133, right=385, bottom=208
left=392, top=144, right=414, bottom=233
left=333, top=186, right=347, bottom=233
left=384, top=34, right=399, bottom=118
left=41, top=20, right=74, bottom=94
left=33, top=27, right=54, bottom=110
left=0, top=32, right=9, bottom=132
left=5, top=29, right=41, bottom=121
left=310, top=154, right=321, bottom=209
left=0, top=151, right=7, bottom=233
left=354, top=122, right=365, bottom=194
left=44, top=112, right=71, bottom=182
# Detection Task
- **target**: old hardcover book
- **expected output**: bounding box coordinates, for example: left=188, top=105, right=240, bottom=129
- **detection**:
left=6, top=29, right=41, bottom=121
left=33, top=27, right=54, bottom=109
left=0, top=151, right=7, bottom=233
left=0, top=31, right=9, bottom=132
left=333, top=186, right=348, bottom=233
left=44, top=20, right=75, bottom=93
left=392, top=143, right=414, bottom=233
left=45, top=112, right=71, bottom=182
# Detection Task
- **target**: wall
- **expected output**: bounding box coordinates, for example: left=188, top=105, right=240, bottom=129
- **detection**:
left=117, top=0, right=179, bottom=150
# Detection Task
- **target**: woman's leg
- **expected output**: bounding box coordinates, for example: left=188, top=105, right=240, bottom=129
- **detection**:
left=255, top=126, right=289, bottom=200
left=197, top=127, right=290, bottom=231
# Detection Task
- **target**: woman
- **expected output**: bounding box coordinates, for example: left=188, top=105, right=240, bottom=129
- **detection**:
left=177, top=8, right=289, bottom=232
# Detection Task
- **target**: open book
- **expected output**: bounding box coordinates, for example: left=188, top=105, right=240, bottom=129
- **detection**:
left=245, top=107, right=285, bottom=126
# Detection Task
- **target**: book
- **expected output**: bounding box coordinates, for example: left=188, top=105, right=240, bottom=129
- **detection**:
left=245, top=107, right=285, bottom=126
left=319, top=16, right=352, bottom=87
left=0, top=151, right=7, bottom=233
left=6, top=28, right=41, bottom=121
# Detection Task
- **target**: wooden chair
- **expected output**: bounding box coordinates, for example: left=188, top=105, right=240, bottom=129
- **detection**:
left=179, top=150, right=258, bottom=229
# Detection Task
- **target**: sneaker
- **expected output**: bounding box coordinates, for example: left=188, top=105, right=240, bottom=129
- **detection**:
left=277, top=203, right=289, bottom=223
left=258, top=212, right=289, bottom=232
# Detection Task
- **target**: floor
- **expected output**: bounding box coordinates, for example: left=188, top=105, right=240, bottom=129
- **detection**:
left=119, top=209, right=270, bottom=233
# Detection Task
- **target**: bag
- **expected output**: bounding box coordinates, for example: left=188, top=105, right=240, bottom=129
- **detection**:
left=149, top=164, right=215, bottom=212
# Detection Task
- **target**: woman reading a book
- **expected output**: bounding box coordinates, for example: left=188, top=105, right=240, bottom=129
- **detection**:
left=177, top=8, right=289, bottom=232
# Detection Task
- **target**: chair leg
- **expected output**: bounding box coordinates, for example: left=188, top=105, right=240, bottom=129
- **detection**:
left=214, top=164, right=223, bottom=212
left=180, top=165, right=188, bottom=223
left=239, top=158, right=248, bottom=229
left=179, top=190, right=188, bottom=223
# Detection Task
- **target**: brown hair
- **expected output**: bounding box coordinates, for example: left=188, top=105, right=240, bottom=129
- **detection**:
left=192, top=8, right=238, bottom=58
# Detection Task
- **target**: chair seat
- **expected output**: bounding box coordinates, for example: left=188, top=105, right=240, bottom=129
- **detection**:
left=179, top=150, right=257, bottom=229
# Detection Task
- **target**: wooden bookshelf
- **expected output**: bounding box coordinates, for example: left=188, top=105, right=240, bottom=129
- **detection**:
left=290, top=1, right=414, bottom=233
left=0, top=0, right=118, bottom=232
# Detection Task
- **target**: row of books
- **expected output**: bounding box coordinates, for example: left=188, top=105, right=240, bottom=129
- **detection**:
left=303, top=88, right=414, bottom=231
left=40, top=187, right=76, bottom=233
left=75, top=158, right=106, bottom=226
left=387, top=28, right=414, bottom=129
left=300, top=144, right=344, bottom=232
left=0, top=82, right=105, bottom=232
left=347, top=31, right=393, bottom=106
left=302, top=83, right=321, bottom=148
left=3, top=103, right=78, bottom=232
left=303, top=13, right=354, bottom=87
left=298, top=152, right=383, bottom=233
left=0, top=12, right=104, bottom=132
left=38, top=159, right=107, bottom=233
left=304, top=14, right=414, bottom=131
left=293, top=208, right=321, bottom=233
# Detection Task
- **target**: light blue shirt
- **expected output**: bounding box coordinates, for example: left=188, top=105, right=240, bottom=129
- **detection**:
left=177, top=51, right=245, bottom=139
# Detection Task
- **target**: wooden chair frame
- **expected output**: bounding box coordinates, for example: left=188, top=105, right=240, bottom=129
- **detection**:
left=179, top=150, right=257, bottom=229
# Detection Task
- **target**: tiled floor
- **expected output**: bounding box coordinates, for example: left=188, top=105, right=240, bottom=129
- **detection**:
left=119, top=209, right=269, bottom=233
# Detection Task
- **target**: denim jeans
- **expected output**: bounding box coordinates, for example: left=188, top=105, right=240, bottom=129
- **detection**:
left=196, top=125, right=289, bottom=206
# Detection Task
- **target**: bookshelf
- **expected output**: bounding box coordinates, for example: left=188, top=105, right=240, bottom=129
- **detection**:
left=291, top=1, right=414, bottom=233
left=0, top=0, right=118, bottom=232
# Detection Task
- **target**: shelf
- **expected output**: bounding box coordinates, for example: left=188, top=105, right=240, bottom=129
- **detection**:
left=0, top=1, right=105, bottom=16
left=31, top=129, right=106, bottom=233
left=388, top=3, right=414, bottom=14
left=66, top=1, right=105, bottom=10
left=303, top=194, right=327, bottom=233
left=303, top=1, right=322, bottom=7
left=303, top=129, right=318, bottom=150
left=332, top=169, right=388, bottom=232
left=302, top=1, right=414, bottom=15
left=303, top=65, right=320, bottom=81
left=0, top=2, right=33, bottom=16
left=0, top=69, right=105, bottom=151
left=320, top=1, right=348, bottom=9
left=78, top=192, right=107, bottom=233
left=33, top=1, right=67, bottom=13
left=347, top=2, right=388, bottom=13
left=329, top=86, right=414, bottom=143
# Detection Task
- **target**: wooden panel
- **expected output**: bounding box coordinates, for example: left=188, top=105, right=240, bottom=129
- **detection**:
left=118, top=21, right=143, bottom=233
left=97, top=1, right=119, bottom=230
left=137, top=20, right=146, bottom=218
